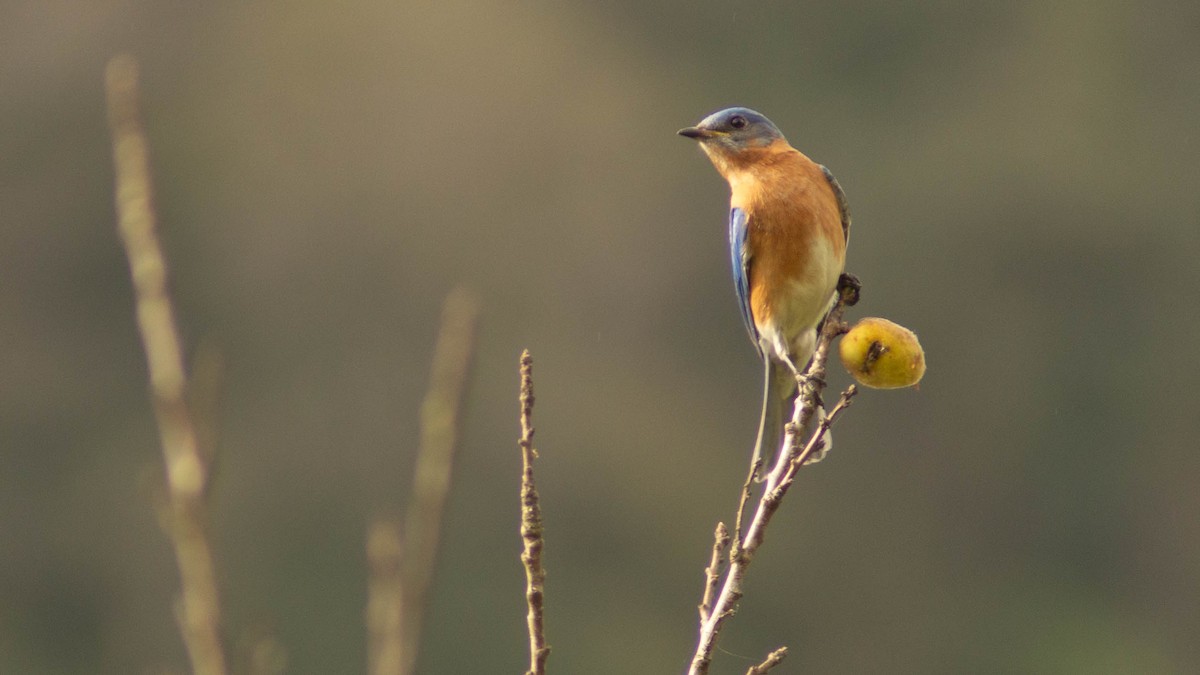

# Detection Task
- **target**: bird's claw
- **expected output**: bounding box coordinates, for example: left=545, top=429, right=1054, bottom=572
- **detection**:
left=837, top=273, right=861, bottom=306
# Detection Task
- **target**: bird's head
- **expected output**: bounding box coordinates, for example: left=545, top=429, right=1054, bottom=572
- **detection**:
left=676, top=105, right=787, bottom=172
left=679, top=107, right=784, bottom=148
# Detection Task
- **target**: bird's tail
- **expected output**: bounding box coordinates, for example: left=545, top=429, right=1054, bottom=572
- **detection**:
left=751, top=360, right=833, bottom=482
left=751, top=360, right=794, bottom=482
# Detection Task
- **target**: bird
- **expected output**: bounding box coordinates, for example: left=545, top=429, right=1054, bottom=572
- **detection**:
left=679, top=107, right=850, bottom=477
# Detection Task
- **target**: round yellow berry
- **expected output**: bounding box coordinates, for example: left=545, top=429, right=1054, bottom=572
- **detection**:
left=839, top=317, right=926, bottom=389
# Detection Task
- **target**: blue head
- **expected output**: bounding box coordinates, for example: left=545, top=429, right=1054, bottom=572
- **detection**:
left=678, top=107, right=786, bottom=152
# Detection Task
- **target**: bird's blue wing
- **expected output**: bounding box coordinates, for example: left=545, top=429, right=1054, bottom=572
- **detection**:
left=729, top=207, right=760, bottom=355
left=820, top=165, right=851, bottom=244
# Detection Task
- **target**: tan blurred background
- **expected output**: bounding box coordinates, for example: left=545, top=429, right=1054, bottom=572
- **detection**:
left=3, top=1, right=1199, bottom=673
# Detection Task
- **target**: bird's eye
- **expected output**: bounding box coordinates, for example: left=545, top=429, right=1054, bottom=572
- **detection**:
left=729, top=115, right=747, bottom=129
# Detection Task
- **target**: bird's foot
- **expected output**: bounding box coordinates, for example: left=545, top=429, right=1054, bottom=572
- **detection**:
left=795, top=371, right=827, bottom=390
left=837, top=273, right=861, bottom=306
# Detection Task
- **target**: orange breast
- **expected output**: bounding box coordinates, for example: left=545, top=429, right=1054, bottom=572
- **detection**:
left=729, top=146, right=846, bottom=334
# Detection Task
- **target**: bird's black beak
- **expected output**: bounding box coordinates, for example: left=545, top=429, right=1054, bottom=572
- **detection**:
left=677, top=126, right=710, bottom=139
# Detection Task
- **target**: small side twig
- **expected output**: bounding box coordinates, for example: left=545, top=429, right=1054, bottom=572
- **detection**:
left=789, top=386, right=857, bottom=477
left=757, top=276, right=859, bottom=494
left=687, top=277, right=861, bottom=675
left=367, top=287, right=480, bottom=675
left=106, top=53, right=228, bottom=675
left=746, top=646, right=788, bottom=675
left=698, top=522, right=730, bottom=623
left=366, top=518, right=405, bottom=675
left=732, top=458, right=760, bottom=554
left=519, top=350, right=550, bottom=675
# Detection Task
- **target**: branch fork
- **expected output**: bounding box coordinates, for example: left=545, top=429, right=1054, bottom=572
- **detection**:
left=688, top=276, right=861, bottom=675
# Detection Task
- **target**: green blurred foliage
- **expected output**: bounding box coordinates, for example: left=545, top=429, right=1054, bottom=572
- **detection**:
left=2, top=1, right=1198, bottom=673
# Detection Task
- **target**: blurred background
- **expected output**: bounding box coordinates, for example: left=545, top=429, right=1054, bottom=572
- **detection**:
left=3, top=1, right=1198, bottom=673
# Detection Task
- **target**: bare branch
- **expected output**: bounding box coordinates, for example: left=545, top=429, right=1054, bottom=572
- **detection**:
left=687, top=277, right=861, bottom=675
left=366, top=518, right=405, bottom=675
left=519, top=350, right=550, bottom=675
left=106, top=53, right=228, bottom=675
left=367, top=287, right=479, bottom=675
left=698, top=522, right=730, bottom=623
left=745, top=647, right=788, bottom=675
left=732, top=458, right=760, bottom=556
left=789, top=386, right=857, bottom=477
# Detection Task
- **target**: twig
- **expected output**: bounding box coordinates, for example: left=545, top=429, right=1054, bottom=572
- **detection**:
left=367, top=287, right=480, bottom=675
left=746, top=647, right=788, bottom=675
left=788, top=387, right=857, bottom=480
left=105, top=54, right=228, bottom=675
left=687, top=278, right=860, bottom=675
left=519, top=350, right=550, bottom=675
left=699, top=522, right=730, bottom=623
left=763, top=320, right=847, bottom=485
left=732, top=458, right=760, bottom=554
left=366, top=518, right=406, bottom=675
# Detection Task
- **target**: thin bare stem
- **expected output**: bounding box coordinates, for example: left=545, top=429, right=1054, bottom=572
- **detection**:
left=105, top=53, right=228, bottom=675
left=745, top=647, right=788, bottom=675
left=699, top=522, right=730, bottom=623
left=732, top=458, right=760, bottom=554
left=789, top=387, right=857, bottom=477
left=367, top=518, right=406, bottom=675
left=687, top=277, right=860, bottom=675
left=367, top=287, right=479, bottom=675
left=519, top=350, right=550, bottom=675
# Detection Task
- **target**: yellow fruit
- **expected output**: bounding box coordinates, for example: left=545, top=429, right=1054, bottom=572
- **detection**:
left=839, top=317, right=926, bottom=389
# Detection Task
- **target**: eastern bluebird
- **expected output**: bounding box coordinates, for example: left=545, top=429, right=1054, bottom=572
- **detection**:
left=679, top=107, right=850, bottom=475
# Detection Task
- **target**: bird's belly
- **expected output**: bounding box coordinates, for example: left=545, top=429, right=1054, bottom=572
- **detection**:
left=751, top=238, right=841, bottom=364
